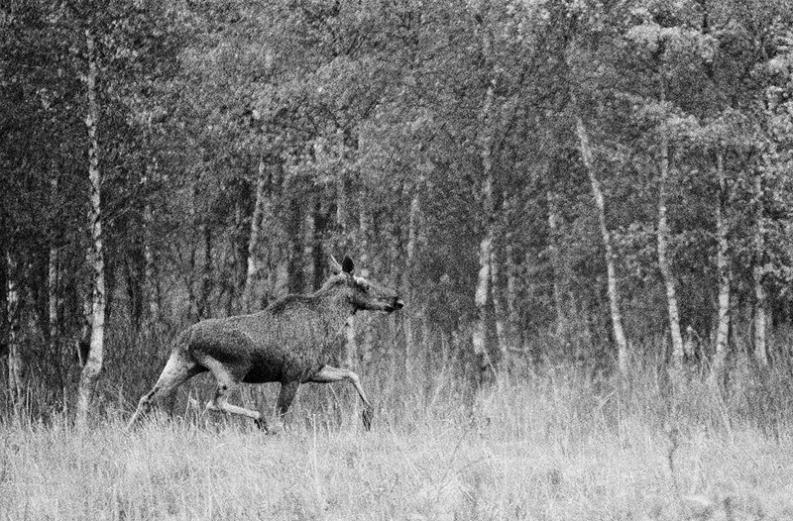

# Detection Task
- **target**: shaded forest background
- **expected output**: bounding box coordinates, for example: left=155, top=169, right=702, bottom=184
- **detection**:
left=2, top=0, right=793, bottom=422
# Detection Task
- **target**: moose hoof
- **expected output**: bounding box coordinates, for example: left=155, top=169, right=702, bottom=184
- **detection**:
left=265, top=421, right=284, bottom=435
left=362, top=407, right=374, bottom=431
left=254, top=417, right=268, bottom=431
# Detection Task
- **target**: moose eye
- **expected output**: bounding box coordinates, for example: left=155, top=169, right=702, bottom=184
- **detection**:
left=355, top=277, right=370, bottom=292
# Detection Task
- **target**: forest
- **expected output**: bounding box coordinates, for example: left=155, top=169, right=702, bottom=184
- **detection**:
left=2, top=1, right=793, bottom=519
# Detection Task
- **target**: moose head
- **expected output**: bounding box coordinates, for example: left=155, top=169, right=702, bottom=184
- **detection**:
left=328, top=255, right=404, bottom=313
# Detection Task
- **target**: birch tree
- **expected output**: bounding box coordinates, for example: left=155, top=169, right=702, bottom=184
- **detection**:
left=752, top=168, right=768, bottom=368
left=710, top=150, right=731, bottom=385
left=5, top=253, right=22, bottom=410
left=75, top=29, right=106, bottom=428
left=472, top=82, right=497, bottom=384
left=242, top=160, right=268, bottom=313
left=546, top=189, right=567, bottom=338
left=574, top=114, right=629, bottom=377
left=657, top=113, right=686, bottom=371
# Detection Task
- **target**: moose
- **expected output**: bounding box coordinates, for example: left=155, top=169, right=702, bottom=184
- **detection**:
left=127, top=255, right=404, bottom=432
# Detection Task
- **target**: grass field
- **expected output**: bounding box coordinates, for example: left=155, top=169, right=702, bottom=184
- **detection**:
left=2, top=361, right=793, bottom=521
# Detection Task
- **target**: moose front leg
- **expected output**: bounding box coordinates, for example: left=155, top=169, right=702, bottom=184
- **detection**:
left=258, top=381, right=299, bottom=434
left=310, top=365, right=374, bottom=430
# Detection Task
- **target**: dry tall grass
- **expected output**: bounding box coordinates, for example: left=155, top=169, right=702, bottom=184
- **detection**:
left=2, top=352, right=793, bottom=521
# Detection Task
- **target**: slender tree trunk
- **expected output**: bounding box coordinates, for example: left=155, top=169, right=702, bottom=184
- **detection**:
left=336, top=173, right=349, bottom=253
left=504, top=241, right=519, bottom=351
left=302, top=192, right=316, bottom=293
left=711, top=150, right=731, bottom=385
left=198, top=222, right=213, bottom=318
left=48, top=241, right=59, bottom=350
left=752, top=170, right=768, bottom=367
left=657, top=126, right=685, bottom=370
left=143, top=201, right=159, bottom=320
left=48, top=177, right=61, bottom=355
left=286, top=198, right=304, bottom=294
left=242, top=163, right=267, bottom=313
left=473, top=83, right=498, bottom=384
left=140, top=166, right=160, bottom=321
left=546, top=190, right=566, bottom=338
left=76, top=29, right=106, bottom=429
left=490, top=240, right=507, bottom=357
left=6, top=252, right=22, bottom=410
left=403, top=192, right=420, bottom=376
left=574, top=115, right=629, bottom=377
left=0, top=243, right=6, bottom=357
left=473, top=221, right=494, bottom=380
left=358, top=204, right=374, bottom=364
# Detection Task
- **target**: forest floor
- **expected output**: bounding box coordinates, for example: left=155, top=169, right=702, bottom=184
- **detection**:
left=1, top=369, right=793, bottom=521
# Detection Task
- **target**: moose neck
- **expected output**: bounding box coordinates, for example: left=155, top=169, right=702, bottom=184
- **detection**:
left=312, top=286, right=357, bottom=330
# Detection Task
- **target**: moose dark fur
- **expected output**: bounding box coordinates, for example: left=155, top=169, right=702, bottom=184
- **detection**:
left=128, top=255, right=404, bottom=432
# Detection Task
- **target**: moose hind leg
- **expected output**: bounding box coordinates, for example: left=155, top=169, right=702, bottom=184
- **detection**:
left=127, top=351, right=202, bottom=430
left=310, top=366, right=374, bottom=430
left=199, top=355, right=262, bottom=424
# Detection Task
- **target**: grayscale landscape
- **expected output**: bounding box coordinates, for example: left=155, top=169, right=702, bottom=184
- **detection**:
left=2, top=1, right=793, bottom=519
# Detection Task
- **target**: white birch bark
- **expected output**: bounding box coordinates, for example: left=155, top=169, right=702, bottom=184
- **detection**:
left=710, top=150, right=731, bottom=384
left=48, top=177, right=60, bottom=357
left=358, top=205, right=374, bottom=365
left=752, top=170, right=768, bottom=367
left=504, top=240, right=519, bottom=351
left=76, top=29, right=106, bottom=429
left=657, top=125, right=685, bottom=369
left=302, top=194, right=316, bottom=293
left=490, top=240, right=507, bottom=356
left=143, top=202, right=158, bottom=319
left=48, top=245, right=59, bottom=352
left=142, top=167, right=159, bottom=321
left=403, top=192, right=420, bottom=375
left=199, top=222, right=213, bottom=318
left=473, top=82, right=497, bottom=382
left=242, top=164, right=265, bottom=313
left=574, top=115, right=629, bottom=376
left=473, top=224, right=494, bottom=377
left=6, top=253, right=22, bottom=409
left=546, top=190, right=566, bottom=338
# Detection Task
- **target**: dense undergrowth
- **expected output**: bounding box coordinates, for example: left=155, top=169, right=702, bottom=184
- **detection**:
left=2, top=334, right=793, bottom=520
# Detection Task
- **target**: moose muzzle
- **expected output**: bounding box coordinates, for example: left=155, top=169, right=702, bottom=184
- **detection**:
left=389, top=297, right=405, bottom=311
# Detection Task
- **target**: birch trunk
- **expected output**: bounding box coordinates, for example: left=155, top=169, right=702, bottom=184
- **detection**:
left=752, top=171, right=768, bottom=368
left=358, top=205, right=374, bottom=364
left=710, top=151, right=731, bottom=384
left=657, top=126, right=685, bottom=369
left=473, top=83, right=497, bottom=383
left=141, top=167, right=160, bottom=321
left=403, top=192, right=420, bottom=375
left=336, top=173, right=349, bottom=253
left=48, top=177, right=61, bottom=353
left=504, top=241, right=519, bottom=351
left=302, top=193, right=316, bottom=293
left=48, top=240, right=59, bottom=352
left=143, top=200, right=158, bottom=320
left=546, top=190, right=566, bottom=338
left=490, top=241, right=507, bottom=357
left=198, top=222, right=213, bottom=318
left=574, top=115, right=629, bottom=376
left=76, top=29, right=106, bottom=429
left=6, top=253, right=22, bottom=409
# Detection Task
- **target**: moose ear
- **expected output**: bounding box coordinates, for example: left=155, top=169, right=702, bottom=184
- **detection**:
left=329, top=255, right=343, bottom=274
left=341, top=256, right=354, bottom=274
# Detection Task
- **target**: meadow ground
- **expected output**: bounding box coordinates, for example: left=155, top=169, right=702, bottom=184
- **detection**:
left=2, top=363, right=793, bottom=521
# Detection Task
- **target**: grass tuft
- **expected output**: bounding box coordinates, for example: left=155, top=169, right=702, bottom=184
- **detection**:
left=3, top=357, right=793, bottom=520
